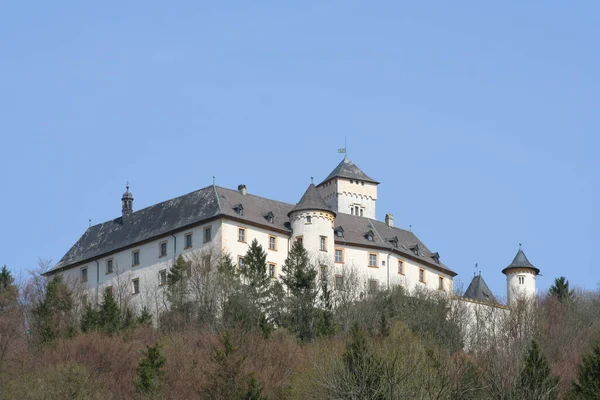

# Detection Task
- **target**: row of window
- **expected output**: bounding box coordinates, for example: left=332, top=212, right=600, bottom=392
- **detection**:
left=236, top=256, right=277, bottom=278
left=237, top=228, right=279, bottom=252
left=80, top=226, right=212, bottom=281
left=350, top=206, right=364, bottom=216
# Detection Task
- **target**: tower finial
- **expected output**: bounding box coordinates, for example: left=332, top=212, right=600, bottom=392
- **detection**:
left=126, top=180, right=129, bottom=190
left=519, top=242, right=522, bottom=250
left=311, top=176, right=314, bottom=184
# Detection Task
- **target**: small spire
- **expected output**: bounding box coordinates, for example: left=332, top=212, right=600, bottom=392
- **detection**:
left=519, top=242, right=522, bottom=250
left=213, top=176, right=215, bottom=185
left=88, top=219, right=91, bottom=228
left=311, top=176, right=314, bottom=184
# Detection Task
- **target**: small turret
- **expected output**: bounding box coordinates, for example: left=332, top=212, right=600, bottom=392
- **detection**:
left=121, top=184, right=134, bottom=218
left=288, top=183, right=336, bottom=258
left=502, top=246, right=539, bottom=306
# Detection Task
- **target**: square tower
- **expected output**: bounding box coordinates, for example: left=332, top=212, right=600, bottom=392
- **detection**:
left=317, top=157, right=379, bottom=219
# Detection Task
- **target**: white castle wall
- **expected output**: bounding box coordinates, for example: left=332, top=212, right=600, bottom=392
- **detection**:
left=318, top=178, right=377, bottom=219
left=289, top=210, right=336, bottom=266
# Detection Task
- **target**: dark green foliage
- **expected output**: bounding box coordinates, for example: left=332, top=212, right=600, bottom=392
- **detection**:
left=81, top=288, right=125, bottom=334
left=280, top=241, right=319, bottom=341
left=342, top=324, right=384, bottom=399
left=137, top=306, right=153, bottom=326
left=32, top=276, right=75, bottom=345
left=167, top=255, right=189, bottom=312
left=571, top=338, right=600, bottom=399
left=516, top=340, right=558, bottom=399
left=203, top=332, right=268, bottom=399
left=549, top=276, right=575, bottom=303
left=315, top=279, right=335, bottom=337
left=0, top=265, right=14, bottom=292
left=134, top=343, right=165, bottom=396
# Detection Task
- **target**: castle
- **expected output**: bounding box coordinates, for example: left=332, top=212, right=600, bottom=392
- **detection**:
left=45, top=157, right=540, bottom=312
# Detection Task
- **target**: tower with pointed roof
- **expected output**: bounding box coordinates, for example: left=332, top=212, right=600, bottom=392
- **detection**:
left=121, top=184, right=134, bottom=218
left=288, top=183, right=336, bottom=259
left=317, top=157, right=379, bottom=219
left=502, top=247, right=540, bottom=306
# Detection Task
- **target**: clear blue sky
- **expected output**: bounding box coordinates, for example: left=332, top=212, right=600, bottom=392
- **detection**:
left=1, top=1, right=598, bottom=299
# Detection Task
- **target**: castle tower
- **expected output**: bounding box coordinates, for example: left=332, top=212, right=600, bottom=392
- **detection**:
left=121, top=184, right=134, bottom=217
left=502, top=247, right=540, bottom=306
left=316, top=157, right=379, bottom=219
left=288, top=183, right=336, bottom=261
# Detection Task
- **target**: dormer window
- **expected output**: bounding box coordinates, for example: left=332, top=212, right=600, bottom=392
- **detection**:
left=234, top=204, right=244, bottom=216
left=365, top=230, right=375, bottom=241
left=265, top=212, right=274, bottom=223
left=387, top=236, right=399, bottom=248
left=430, top=252, right=440, bottom=264
left=335, top=227, right=344, bottom=238
left=410, top=244, right=420, bottom=256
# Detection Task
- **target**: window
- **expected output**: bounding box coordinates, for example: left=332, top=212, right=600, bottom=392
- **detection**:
left=335, top=275, right=344, bottom=290
left=269, top=235, right=277, bottom=251
left=398, top=260, right=404, bottom=275
left=268, top=263, right=276, bottom=278
left=306, top=216, right=312, bottom=224
left=159, top=270, right=167, bottom=286
left=438, top=276, right=444, bottom=290
left=335, top=249, right=344, bottom=263
left=159, top=241, right=168, bottom=257
left=234, top=204, right=244, bottom=216
left=185, top=232, right=193, bottom=249
left=204, top=226, right=212, bottom=242
left=238, top=228, right=246, bottom=243
left=351, top=207, right=354, bottom=215
left=80, top=267, right=88, bottom=283
left=106, top=259, right=113, bottom=274
left=355, top=206, right=359, bottom=216
left=132, top=250, right=140, bottom=266
left=419, top=269, right=426, bottom=283
left=320, top=236, right=327, bottom=251
left=131, top=278, right=140, bottom=295
left=320, top=265, right=327, bottom=281
left=369, top=253, right=377, bottom=267
left=368, top=279, right=379, bottom=294
left=336, top=229, right=344, bottom=238
left=238, top=256, right=245, bottom=272
left=518, top=275, right=525, bottom=285
left=360, top=209, right=364, bottom=217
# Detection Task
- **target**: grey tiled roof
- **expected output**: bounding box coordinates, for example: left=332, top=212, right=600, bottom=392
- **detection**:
left=463, top=274, right=497, bottom=304
left=502, top=249, right=540, bottom=275
left=319, top=157, right=379, bottom=185
left=289, top=184, right=336, bottom=216
left=49, top=185, right=455, bottom=276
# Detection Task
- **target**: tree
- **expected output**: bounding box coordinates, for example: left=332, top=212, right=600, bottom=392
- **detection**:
left=31, top=276, right=75, bottom=345
left=80, top=288, right=125, bottom=334
left=342, top=324, right=384, bottom=399
left=571, top=337, right=600, bottom=399
left=0, top=265, right=14, bottom=293
left=280, top=241, right=319, bottom=341
left=515, top=340, right=559, bottom=399
left=240, top=239, right=272, bottom=334
left=549, top=276, right=574, bottom=303
left=134, top=342, right=166, bottom=396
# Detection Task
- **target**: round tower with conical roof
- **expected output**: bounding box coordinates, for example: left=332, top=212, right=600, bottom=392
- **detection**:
left=288, top=183, right=336, bottom=260
left=502, top=246, right=540, bottom=306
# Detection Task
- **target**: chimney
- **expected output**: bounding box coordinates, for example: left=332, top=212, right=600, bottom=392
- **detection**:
left=385, top=213, right=394, bottom=227
left=238, top=184, right=247, bottom=196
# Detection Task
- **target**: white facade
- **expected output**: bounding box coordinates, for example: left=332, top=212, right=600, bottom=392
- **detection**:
left=318, top=177, right=378, bottom=219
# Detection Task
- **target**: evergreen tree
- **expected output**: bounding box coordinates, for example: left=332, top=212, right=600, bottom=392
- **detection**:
left=280, top=241, right=319, bottom=341
left=134, top=342, right=166, bottom=396
left=516, top=340, right=558, bottom=399
left=549, top=276, right=574, bottom=303
left=166, top=255, right=190, bottom=315
left=343, top=324, right=384, bottom=399
left=32, top=276, right=75, bottom=345
left=98, top=288, right=122, bottom=334
left=571, top=338, right=600, bottom=399
left=240, top=239, right=272, bottom=332
left=315, top=279, right=335, bottom=337
left=0, top=265, right=14, bottom=292
left=137, top=306, right=153, bottom=326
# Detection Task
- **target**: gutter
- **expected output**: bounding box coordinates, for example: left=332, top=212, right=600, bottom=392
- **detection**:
left=95, top=260, right=100, bottom=305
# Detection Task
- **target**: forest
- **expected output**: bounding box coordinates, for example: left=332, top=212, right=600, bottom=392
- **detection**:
left=1, top=240, right=599, bottom=399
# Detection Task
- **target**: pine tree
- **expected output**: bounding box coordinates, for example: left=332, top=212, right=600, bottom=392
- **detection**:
left=0, top=265, right=14, bottom=292
left=99, top=287, right=122, bottom=334
left=166, top=255, right=189, bottom=313
left=549, top=277, right=574, bottom=303
left=32, top=276, right=75, bottom=345
left=316, top=279, right=335, bottom=337
left=241, top=239, right=272, bottom=332
left=343, top=324, right=384, bottom=399
left=571, top=338, right=600, bottom=399
left=137, top=306, right=153, bottom=326
left=134, top=343, right=166, bottom=396
left=516, top=340, right=558, bottom=399
left=281, top=240, right=318, bottom=341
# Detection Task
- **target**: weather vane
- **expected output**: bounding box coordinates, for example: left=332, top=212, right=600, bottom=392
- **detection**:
left=338, top=136, right=347, bottom=155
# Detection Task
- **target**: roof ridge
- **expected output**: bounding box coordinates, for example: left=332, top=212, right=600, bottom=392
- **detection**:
left=213, top=184, right=223, bottom=214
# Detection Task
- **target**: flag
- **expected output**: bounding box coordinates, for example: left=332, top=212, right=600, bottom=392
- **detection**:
left=338, top=148, right=346, bottom=153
